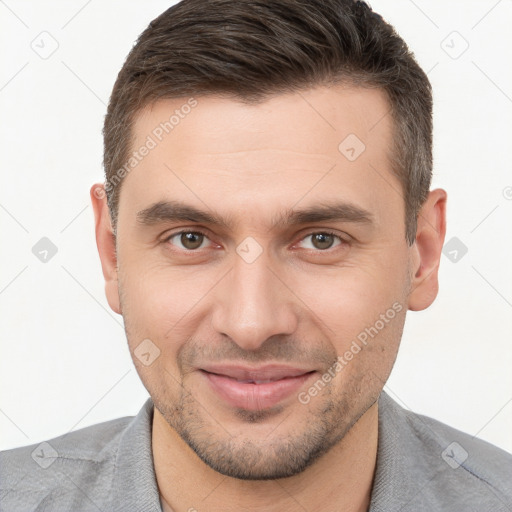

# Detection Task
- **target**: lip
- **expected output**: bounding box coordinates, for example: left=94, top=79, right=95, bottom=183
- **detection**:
left=199, top=364, right=316, bottom=410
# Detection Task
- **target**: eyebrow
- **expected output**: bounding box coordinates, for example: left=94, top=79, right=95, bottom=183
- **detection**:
left=136, top=200, right=374, bottom=230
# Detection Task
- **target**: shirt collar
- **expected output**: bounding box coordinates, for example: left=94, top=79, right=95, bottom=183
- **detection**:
left=368, top=391, right=444, bottom=511
left=111, top=398, right=162, bottom=512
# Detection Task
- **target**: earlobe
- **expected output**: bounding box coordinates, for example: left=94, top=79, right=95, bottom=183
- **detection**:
left=408, top=188, right=447, bottom=312
left=90, top=183, right=121, bottom=315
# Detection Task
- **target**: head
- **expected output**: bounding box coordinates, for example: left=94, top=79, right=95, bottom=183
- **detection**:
left=92, top=0, right=446, bottom=480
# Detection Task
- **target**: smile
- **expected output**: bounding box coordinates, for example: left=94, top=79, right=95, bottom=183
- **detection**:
left=199, top=364, right=317, bottom=410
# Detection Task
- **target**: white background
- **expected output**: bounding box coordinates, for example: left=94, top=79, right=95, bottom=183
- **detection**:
left=1, top=0, right=511, bottom=454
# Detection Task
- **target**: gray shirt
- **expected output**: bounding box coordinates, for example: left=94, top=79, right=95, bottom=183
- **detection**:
left=1, top=391, right=511, bottom=511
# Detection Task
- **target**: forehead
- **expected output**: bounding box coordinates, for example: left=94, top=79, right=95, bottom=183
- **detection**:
left=118, top=85, right=401, bottom=231
left=133, top=85, right=392, bottom=157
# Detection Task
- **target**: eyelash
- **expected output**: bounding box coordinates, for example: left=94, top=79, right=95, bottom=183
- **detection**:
left=162, top=229, right=348, bottom=252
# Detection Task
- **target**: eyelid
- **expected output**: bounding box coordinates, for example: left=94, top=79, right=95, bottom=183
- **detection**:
left=293, top=230, right=349, bottom=251
left=162, top=227, right=210, bottom=240
left=162, top=228, right=215, bottom=250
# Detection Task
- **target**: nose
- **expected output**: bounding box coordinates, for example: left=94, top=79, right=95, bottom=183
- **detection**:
left=211, top=252, right=298, bottom=351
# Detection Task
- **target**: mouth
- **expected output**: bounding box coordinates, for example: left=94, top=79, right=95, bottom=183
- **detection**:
left=199, top=364, right=317, bottom=411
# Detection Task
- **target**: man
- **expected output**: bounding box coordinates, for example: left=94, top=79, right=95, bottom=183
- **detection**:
left=1, top=0, right=511, bottom=510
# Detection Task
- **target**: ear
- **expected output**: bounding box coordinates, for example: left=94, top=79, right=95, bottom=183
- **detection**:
left=408, top=188, right=447, bottom=311
left=90, top=183, right=121, bottom=315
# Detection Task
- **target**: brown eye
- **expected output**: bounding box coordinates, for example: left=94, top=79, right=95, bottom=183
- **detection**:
left=180, top=232, right=204, bottom=250
left=311, top=233, right=335, bottom=250
left=298, top=232, right=342, bottom=251
left=166, top=231, right=209, bottom=250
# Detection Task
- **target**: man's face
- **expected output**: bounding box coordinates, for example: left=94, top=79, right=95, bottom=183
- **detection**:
left=112, top=86, right=413, bottom=479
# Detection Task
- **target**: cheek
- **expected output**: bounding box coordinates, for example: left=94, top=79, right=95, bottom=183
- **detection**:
left=319, top=301, right=406, bottom=400
left=118, top=266, right=193, bottom=394
left=287, top=259, right=407, bottom=388
left=119, top=261, right=220, bottom=341
left=291, top=261, right=406, bottom=340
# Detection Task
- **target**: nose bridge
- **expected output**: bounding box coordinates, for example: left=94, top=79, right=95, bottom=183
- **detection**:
left=211, top=252, right=297, bottom=350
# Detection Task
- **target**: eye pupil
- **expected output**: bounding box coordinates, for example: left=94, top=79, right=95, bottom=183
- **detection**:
left=312, top=233, right=334, bottom=250
left=181, top=232, right=203, bottom=250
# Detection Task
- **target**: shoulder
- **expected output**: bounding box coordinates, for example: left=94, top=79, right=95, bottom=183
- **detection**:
left=375, top=392, right=512, bottom=511
left=406, top=403, right=512, bottom=489
left=0, top=414, right=133, bottom=511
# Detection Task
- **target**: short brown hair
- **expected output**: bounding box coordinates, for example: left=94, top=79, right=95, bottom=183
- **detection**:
left=103, top=0, right=433, bottom=244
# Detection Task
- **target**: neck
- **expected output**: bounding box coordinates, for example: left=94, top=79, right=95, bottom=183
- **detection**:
left=152, top=403, right=378, bottom=512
